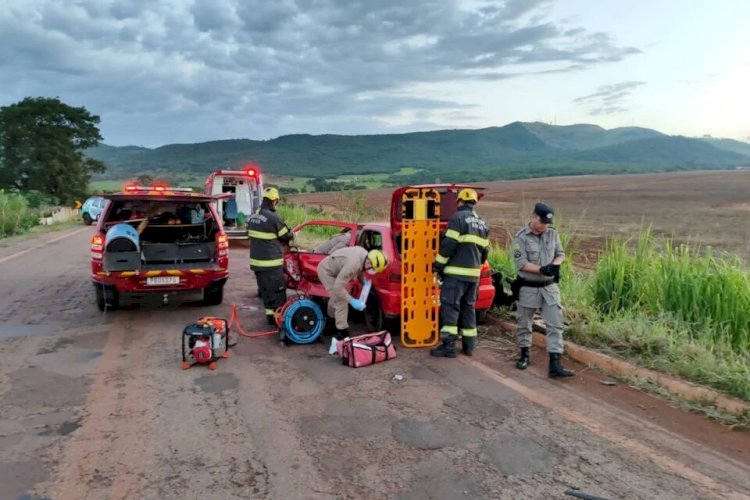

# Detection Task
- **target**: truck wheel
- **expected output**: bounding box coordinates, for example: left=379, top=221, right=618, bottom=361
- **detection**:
left=203, top=284, right=224, bottom=306
left=96, top=287, right=119, bottom=311
left=82, top=213, right=93, bottom=225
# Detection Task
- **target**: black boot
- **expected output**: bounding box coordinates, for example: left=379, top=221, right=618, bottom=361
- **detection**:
left=462, top=337, right=477, bottom=356
left=549, top=353, right=575, bottom=378
left=430, top=336, right=457, bottom=358
left=336, top=329, right=350, bottom=340
left=516, top=347, right=530, bottom=370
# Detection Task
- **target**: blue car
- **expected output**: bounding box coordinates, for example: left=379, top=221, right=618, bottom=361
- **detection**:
left=81, top=196, right=106, bottom=225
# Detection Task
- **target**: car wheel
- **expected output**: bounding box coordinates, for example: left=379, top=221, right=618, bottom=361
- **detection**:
left=82, top=213, right=93, bottom=225
left=365, top=292, right=398, bottom=335
left=204, top=284, right=224, bottom=306
left=96, top=287, right=119, bottom=311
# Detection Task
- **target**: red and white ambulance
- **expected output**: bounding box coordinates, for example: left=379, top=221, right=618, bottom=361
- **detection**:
left=204, top=166, right=264, bottom=239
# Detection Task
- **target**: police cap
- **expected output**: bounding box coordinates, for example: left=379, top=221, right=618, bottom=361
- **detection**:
left=533, top=202, right=554, bottom=224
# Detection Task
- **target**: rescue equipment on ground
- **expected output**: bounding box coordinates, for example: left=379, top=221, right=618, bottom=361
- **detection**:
left=181, top=317, right=231, bottom=370
left=227, top=296, right=325, bottom=345
left=275, top=297, right=325, bottom=344
left=337, top=330, right=397, bottom=368
left=400, top=187, right=441, bottom=348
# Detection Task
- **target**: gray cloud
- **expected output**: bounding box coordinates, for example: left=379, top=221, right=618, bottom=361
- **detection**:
left=574, top=81, right=645, bottom=116
left=0, top=0, right=640, bottom=146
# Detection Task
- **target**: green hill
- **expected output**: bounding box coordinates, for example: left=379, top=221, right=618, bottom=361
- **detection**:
left=86, top=121, right=750, bottom=183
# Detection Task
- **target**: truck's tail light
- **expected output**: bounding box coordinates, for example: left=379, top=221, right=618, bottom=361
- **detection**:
left=216, top=232, right=229, bottom=257
left=480, top=261, right=491, bottom=278
left=91, top=233, right=104, bottom=260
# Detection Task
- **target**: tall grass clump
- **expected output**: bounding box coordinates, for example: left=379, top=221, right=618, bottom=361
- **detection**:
left=487, top=242, right=515, bottom=281
left=0, top=190, right=38, bottom=238
left=592, top=230, right=750, bottom=353
left=277, top=203, right=330, bottom=228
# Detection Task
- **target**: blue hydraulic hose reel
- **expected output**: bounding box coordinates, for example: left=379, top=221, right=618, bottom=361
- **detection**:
left=279, top=298, right=325, bottom=344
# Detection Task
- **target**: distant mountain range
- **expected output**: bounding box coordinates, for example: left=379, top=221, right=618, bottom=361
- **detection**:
left=86, top=121, right=750, bottom=183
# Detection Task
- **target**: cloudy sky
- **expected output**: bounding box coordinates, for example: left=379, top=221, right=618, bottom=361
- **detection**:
left=1, top=0, right=748, bottom=147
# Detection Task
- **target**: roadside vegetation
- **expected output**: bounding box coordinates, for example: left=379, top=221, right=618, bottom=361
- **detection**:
left=0, top=191, right=39, bottom=237
left=0, top=96, right=105, bottom=238
left=488, top=228, right=750, bottom=402
left=277, top=192, right=385, bottom=249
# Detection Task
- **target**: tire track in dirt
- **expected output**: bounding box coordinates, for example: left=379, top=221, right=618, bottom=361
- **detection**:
left=50, top=317, right=154, bottom=500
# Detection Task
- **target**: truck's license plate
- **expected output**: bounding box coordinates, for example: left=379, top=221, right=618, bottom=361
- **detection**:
left=146, top=276, right=180, bottom=286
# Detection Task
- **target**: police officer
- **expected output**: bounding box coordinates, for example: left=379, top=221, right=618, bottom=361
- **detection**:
left=430, top=188, right=490, bottom=358
left=247, top=187, right=293, bottom=325
left=511, top=202, right=574, bottom=377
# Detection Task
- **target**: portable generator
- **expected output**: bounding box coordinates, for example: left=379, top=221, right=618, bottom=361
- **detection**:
left=181, top=317, right=231, bottom=370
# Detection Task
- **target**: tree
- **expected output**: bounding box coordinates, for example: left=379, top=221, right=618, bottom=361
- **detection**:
left=0, top=97, right=105, bottom=202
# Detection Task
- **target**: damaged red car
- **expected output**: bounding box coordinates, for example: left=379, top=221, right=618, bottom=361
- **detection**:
left=283, top=185, right=495, bottom=332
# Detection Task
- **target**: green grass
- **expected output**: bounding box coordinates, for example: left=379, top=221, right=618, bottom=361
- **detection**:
left=89, top=180, right=126, bottom=192
left=0, top=191, right=39, bottom=238
left=489, top=226, right=750, bottom=402
left=90, top=175, right=206, bottom=193
left=267, top=176, right=313, bottom=191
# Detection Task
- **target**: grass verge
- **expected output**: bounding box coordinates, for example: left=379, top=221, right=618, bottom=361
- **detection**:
left=488, top=228, right=750, bottom=403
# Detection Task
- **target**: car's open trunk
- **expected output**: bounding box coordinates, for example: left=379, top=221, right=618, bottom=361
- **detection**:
left=102, top=200, right=220, bottom=272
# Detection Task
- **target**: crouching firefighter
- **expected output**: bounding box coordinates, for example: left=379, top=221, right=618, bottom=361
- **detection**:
left=431, top=188, right=489, bottom=358
left=317, top=246, right=388, bottom=339
left=247, top=187, right=294, bottom=325
left=511, top=202, right=574, bottom=377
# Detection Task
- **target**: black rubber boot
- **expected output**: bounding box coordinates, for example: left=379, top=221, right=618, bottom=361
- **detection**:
left=430, top=336, right=457, bottom=358
left=336, top=329, right=350, bottom=340
left=549, top=353, right=575, bottom=378
left=462, top=337, right=477, bottom=356
left=516, top=347, right=530, bottom=370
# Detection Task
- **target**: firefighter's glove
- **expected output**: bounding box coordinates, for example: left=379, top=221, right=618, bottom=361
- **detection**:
left=540, top=264, right=560, bottom=277
left=349, top=298, right=366, bottom=311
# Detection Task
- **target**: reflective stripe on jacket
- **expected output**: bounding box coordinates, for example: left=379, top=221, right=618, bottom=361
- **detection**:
left=435, top=205, right=489, bottom=282
left=247, top=204, right=292, bottom=270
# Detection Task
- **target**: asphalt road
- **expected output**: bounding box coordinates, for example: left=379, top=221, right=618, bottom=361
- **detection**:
left=0, top=227, right=749, bottom=500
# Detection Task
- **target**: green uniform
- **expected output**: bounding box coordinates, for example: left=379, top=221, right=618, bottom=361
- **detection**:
left=511, top=225, right=565, bottom=353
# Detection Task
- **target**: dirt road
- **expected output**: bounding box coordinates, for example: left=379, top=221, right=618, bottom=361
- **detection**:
left=0, top=227, right=748, bottom=499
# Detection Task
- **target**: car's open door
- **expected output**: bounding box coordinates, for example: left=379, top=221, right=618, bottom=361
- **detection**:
left=283, top=220, right=359, bottom=296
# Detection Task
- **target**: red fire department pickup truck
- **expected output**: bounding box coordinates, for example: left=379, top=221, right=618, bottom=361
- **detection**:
left=90, top=184, right=230, bottom=310
left=283, top=185, right=495, bottom=331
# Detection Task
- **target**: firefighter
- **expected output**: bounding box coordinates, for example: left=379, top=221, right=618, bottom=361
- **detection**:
left=431, top=188, right=490, bottom=358
left=247, top=187, right=293, bottom=325
left=317, top=246, right=388, bottom=339
left=511, top=202, right=574, bottom=377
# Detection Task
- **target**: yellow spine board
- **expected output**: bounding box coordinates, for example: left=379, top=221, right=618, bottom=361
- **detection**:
left=400, top=188, right=440, bottom=347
